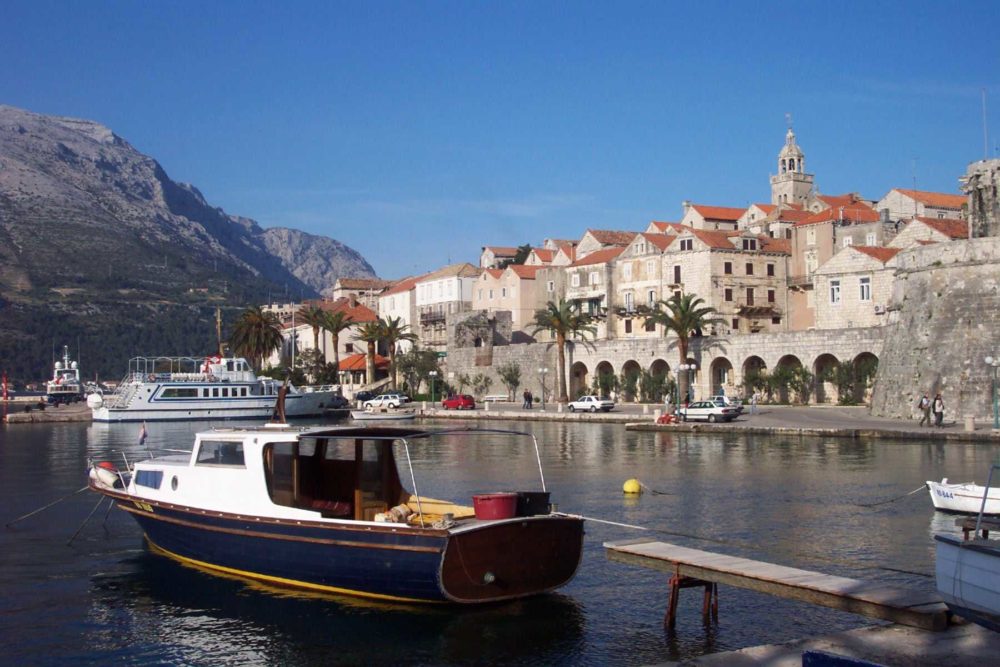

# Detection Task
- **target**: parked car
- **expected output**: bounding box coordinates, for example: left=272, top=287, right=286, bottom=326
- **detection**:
left=709, top=395, right=744, bottom=414
left=568, top=395, right=615, bottom=413
left=678, top=401, right=739, bottom=422
left=353, top=390, right=377, bottom=403
left=363, top=393, right=408, bottom=409
left=325, top=395, right=350, bottom=410
left=441, top=394, right=476, bottom=410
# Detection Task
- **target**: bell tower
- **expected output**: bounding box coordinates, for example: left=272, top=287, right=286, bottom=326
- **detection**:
left=770, top=119, right=814, bottom=206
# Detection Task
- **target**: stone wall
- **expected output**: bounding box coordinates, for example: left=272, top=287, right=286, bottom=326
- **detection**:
left=870, top=237, right=1000, bottom=420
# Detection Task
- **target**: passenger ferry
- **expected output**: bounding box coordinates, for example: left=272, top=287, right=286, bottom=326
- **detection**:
left=46, top=346, right=84, bottom=405
left=87, top=424, right=583, bottom=603
left=88, top=356, right=340, bottom=422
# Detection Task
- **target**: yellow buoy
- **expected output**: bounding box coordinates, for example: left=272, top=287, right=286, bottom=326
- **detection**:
left=623, top=478, right=642, bottom=494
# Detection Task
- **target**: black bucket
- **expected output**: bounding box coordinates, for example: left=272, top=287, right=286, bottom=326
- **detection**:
left=516, top=491, right=551, bottom=517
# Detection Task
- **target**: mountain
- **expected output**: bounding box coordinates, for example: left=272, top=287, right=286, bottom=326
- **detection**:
left=0, top=104, right=377, bottom=382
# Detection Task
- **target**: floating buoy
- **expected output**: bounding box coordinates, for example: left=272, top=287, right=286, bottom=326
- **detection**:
left=623, top=478, right=642, bottom=495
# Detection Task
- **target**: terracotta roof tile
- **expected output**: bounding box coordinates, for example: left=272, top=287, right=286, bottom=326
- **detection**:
left=687, top=229, right=735, bottom=249
left=508, top=264, right=542, bottom=279
left=853, top=246, right=900, bottom=263
left=914, top=216, right=968, bottom=239
left=311, top=297, right=378, bottom=323
left=483, top=269, right=504, bottom=279
left=334, top=277, right=393, bottom=290
left=894, top=189, right=966, bottom=209
left=641, top=232, right=676, bottom=251
left=338, top=353, right=389, bottom=371
left=759, top=237, right=791, bottom=253
left=774, top=209, right=812, bottom=222
left=380, top=274, right=427, bottom=297
left=586, top=229, right=639, bottom=246
left=570, top=246, right=625, bottom=267
left=817, top=193, right=866, bottom=209
left=648, top=221, right=684, bottom=233
left=690, top=205, right=745, bottom=221
left=483, top=246, right=519, bottom=256
left=797, top=203, right=879, bottom=226
left=531, top=248, right=554, bottom=262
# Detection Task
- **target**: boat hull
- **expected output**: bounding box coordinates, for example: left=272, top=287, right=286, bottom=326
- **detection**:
left=927, top=480, right=1000, bottom=515
left=350, top=409, right=417, bottom=421
left=92, top=391, right=334, bottom=422
left=99, top=487, right=583, bottom=604
left=935, top=535, right=1000, bottom=631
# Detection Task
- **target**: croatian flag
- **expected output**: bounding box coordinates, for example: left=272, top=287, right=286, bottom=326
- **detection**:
left=138, top=422, right=148, bottom=446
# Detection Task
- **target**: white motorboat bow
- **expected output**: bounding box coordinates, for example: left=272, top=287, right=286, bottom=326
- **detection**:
left=927, top=478, right=1000, bottom=515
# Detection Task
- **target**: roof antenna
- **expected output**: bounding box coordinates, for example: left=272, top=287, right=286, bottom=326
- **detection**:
left=785, top=112, right=793, bottom=130
left=983, top=88, right=989, bottom=161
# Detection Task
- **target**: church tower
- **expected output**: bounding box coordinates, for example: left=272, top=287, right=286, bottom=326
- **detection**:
left=770, top=126, right=814, bottom=206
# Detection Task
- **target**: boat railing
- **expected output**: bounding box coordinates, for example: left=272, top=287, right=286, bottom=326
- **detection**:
left=298, top=384, right=341, bottom=394
left=974, top=464, right=1000, bottom=540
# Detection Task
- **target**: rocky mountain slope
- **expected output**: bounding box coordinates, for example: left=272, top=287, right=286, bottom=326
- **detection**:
left=0, top=104, right=376, bottom=381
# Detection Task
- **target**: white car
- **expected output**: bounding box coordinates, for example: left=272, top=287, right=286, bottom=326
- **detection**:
left=678, top=401, right=739, bottom=423
left=363, top=393, right=408, bottom=409
left=709, top=395, right=744, bottom=414
left=568, top=395, right=615, bottom=413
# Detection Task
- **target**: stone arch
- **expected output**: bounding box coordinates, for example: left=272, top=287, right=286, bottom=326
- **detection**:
left=592, top=360, right=615, bottom=398
left=620, top=359, right=642, bottom=402
left=851, top=352, right=879, bottom=405
left=709, top=357, right=734, bottom=397
left=570, top=361, right=590, bottom=400
left=776, top=354, right=805, bottom=404
left=742, top=356, right=767, bottom=397
left=814, top=353, right=840, bottom=404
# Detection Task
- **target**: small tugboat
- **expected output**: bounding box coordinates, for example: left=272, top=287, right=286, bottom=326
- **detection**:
left=45, top=346, right=84, bottom=405
left=87, top=424, right=583, bottom=603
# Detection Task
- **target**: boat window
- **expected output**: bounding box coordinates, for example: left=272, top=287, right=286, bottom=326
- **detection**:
left=135, top=470, right=163, bottom=489
left=161, top=388, right=199, bottom=398
left=202, top=388, right=209, bottom=397
left=222, top=388, right=229, bottom=397
left=213, top=388, right=219, bottom=397
left=196, top=440, right=246, bottom=467
left=241, top=387, right=248, bottom=396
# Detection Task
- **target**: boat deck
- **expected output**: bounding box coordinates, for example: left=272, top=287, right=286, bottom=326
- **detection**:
left=605, top=538, right=949, bottom=631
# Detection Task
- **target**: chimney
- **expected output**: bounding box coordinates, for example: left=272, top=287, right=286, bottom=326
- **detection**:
left=350, top=295, right=358, bottom=308
left=682, top=200, right=692, bottom=216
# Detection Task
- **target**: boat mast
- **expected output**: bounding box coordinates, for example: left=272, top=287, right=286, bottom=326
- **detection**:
left=215, top=307, right=224, bottom=357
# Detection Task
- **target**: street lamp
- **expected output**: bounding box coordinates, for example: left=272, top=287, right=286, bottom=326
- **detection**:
left=676, top=363, right=696, bottom=414
left=538, top=367, right=549, bottom=410
left=986, top=356, right=1000, bottom=430
left=429, top=371, right=438, bottom=403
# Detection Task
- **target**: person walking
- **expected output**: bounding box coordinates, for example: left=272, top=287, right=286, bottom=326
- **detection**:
left=933, top=393, right=945, bottom=428
left=918, top=394, right=931, bottom=427
left=750, top=392, right=758, bottom=415
left=522, top=390, right=530, bottom=409
left=526, top=390, right=533, bottom=409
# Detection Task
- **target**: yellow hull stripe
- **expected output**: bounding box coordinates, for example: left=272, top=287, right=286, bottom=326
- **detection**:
left=145, top=537, right=445, bottom=605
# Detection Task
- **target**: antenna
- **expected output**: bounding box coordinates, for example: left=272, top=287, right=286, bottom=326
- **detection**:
left=983, top=88, right=989, bottom=161
left=785, top=112, right=793, bottom=130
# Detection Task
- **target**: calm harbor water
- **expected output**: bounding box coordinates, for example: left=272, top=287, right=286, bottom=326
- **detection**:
left=0, top=416, right=993, bottom=665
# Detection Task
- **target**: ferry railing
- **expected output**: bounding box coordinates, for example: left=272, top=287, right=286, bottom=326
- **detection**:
left=973, top=464, right=1000, bottom=540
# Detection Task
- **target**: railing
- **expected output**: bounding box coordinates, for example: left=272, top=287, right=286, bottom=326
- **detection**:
left=420, top=312, right=446, bottom=325
left=786, top=274, right=812, bottom=287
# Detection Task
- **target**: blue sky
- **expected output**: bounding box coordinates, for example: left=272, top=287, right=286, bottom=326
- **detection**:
left=4, top=1, right=999, bottom=278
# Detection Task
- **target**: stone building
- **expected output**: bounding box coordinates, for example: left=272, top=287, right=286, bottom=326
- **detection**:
left=679, top=203, right=745, bottom=231
left=329, top=277, right=393, bottom=310
left=470, top=264, right=542, bottom=339
left=812, top=246, right=899, bottom=330
left=574, top=229, right=636, bottom=260
left=610, top=232, right=675, bottom=340
left=962, top=158, right=1000, bottom=238
left=413, top=263, right=481, bottom=353
left=479, top=246, right=519, bottom=269
left=888, top=217, right=968, bottom=249
left=563, top=246, right=624, bottom=340
left=875, top=188, right=966, bottom=222
left=770, top=128, right=815, bottom=207
left=377, top=274, right=426, bottom=354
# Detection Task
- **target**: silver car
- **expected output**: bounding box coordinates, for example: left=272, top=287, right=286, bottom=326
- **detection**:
left=678, top=401, right=739, bottom=423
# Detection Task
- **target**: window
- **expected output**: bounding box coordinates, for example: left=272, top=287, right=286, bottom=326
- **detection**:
left=488, top=289, right=493, bottom=299
left=673, top=290, right=681, bottom=300
left=501, top=287, right=507, bottom=298
left=766, top=263, right=775, bottom=277
left=547, top=280, right=555, bottom=293
left=680, top=238, right=693, bottom=251
left=624, top=319, right=632, bottom=334
left=161, top=388, right=199, bottom=398
left=866, top=233, right=877, bottom=246
left=624, top=292, right=634, bottom=311
left=647, top=289, right=656, bottom=306
left=345, top=343, right=354, bottom=354
left=135, top=470, right=163, bottom=489
left=843, top=237, right=853, bottom=248
left=646, top=260, right=655, bottom=276
left=623, top=264, right=632, bottom=280
left=830, top=279, right=841, bottom=304
left=807, top=229, right=816, bottom=246
left=767, top=289, right=775, bottom=303
left=724, top=288, right=733, bottom=301
left=212, top=387, right=219, bottom=397
left=746, top=288, right=754, bottom=305
left=673, top=266, right=681, bottom=284
left=196, top=440, right=246, bottom=467
left=731, top=318, right=739, bottom=331
left=589, top=272, right=600, bottom=285
left=724, top=262, right=732, bottom=275
left=478, top=289, right=482, bottom=300
left=859, top=277, right=871, bottom=301
left=635, top=242, right=646, bottom=255
left=645, top=319, right=656, bottom=332
left=745, top=262, right=754, bottom=276
left=742, top=239, right=757, bottom=251
left=771, top=317, right=781, bottom=324
left=572, top=274, right=581, bottom=288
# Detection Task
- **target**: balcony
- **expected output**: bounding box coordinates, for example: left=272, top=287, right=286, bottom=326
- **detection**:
left=735, top=300, right=781, bottom=317
left=419, top=311, right=446, bottom=325
left=787, top=274, right=813, bottom=288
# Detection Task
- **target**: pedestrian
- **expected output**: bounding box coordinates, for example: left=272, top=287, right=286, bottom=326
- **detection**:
left=522, top=390, right=530, bottom=409
left=918, top=394, right=931, bottom=427
left=750, top=392, right=758, bottom=415
left=933, top=393, right=945, bottom=427
left=718, top=385, right=725, bottom=397
left=526, top=390, right=533, bottom=409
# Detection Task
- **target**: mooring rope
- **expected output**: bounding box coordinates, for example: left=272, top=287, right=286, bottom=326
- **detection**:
left=853, top=484, right=927, bottom=508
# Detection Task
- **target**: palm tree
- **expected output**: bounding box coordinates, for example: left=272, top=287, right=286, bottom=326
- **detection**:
left=228, top=306, right=284, bottom=371
left=379, top=316, right=418, bottom=390
left=356, top=321, right=384, bottom=385
left=297, top=305, right=328, bottom=376
left=529, top=299, right=597, bottom=402
left=320, top=310, right=356, bottom=380
left=642, top=293, right=723, bottom=403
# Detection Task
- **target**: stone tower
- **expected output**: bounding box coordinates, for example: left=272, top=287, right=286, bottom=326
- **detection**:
left=770, top=128, right=815, bottom=206
left=961, top=158, right=1000, bottom=238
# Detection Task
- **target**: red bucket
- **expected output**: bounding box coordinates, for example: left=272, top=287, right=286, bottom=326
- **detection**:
left=472, top=493, right=518, bottom=520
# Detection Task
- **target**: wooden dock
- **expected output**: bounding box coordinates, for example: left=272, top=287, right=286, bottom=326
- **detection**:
left=605, top=538, right=949, bottom=631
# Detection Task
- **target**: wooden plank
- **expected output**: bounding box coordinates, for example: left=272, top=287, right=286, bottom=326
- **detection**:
left=605, top=540, right=949, bottom=631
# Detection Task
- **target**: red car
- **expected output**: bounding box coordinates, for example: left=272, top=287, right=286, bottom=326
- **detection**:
left=441, top=394, right=476, bottom=410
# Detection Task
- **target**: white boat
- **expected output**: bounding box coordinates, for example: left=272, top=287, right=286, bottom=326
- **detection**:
left=45, top=346, right=84, bottom=405
left=351, top=406, right=417, bottom=421
left=927, top=478, right=1000, bottom=515
left=935, top=465, right=1000, bottom=631
left=88, top=356, right=342, bottom=422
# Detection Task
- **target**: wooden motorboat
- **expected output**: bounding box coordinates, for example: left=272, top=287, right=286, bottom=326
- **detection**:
left=927, top=478, right=1000, bottom=515
left=350, top=406, right=417, bottom=421
left=87, top=425, right=583, bottom=604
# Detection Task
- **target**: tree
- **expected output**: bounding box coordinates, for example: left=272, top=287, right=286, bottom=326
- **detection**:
left=356, top=321, right=383, bottom=385
left=228, top=306, right=283, bottom=371
left=470, top=373, right=494, bottom=399
left=642, top=293, right=723, bottom=404
left=297, top=305, right=328, bottom=378
left=454, top=372, right=472, bottom=394
left=321, top=310, right=356, bottom=380
left=530, top=299, right=597, bottom=402
left=495, top=361, right=522, bottom=400
left=394, top=347, right=440, bottom=396
left=499, top=243, right=533, bottom=269
left=379, top=316, right=418, bottom=390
